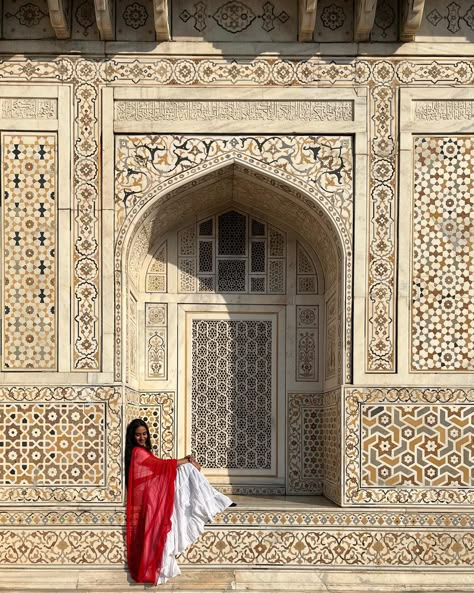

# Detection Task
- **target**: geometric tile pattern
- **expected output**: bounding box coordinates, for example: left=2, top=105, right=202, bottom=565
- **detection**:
left=287, top=393, right=323, bottom=494
left=0, top=385, right=121, bottom=503
left=1, top=134, right=57, bottom=370
left=345, top=387, right=474, bottom=505
left=362, top=404, right=474, bottom=487
left=322, top=389, right=341, bottom=504
left=0, top=402, right=105, bottom=486
left=411, top=136, right=474, bottom=371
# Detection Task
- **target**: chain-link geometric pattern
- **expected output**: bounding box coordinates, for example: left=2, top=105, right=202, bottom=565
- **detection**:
left=191, top=319, right=273, bottom=470
left=1, top=134, right=57, bottom=370
left=412, top=136, right=474, bottom=371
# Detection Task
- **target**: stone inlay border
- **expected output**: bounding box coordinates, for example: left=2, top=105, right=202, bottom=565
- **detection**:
left=0, top=526, right=473, bottom=567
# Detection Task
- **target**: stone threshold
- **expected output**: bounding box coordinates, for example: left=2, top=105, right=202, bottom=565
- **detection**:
left=0, top=568, right=473, bottom=593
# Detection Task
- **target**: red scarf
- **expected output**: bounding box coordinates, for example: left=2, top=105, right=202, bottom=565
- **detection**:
left=126, top=446, right=177, bottom=584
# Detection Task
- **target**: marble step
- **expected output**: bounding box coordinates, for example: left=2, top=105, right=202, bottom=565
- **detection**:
left=0, top=568, right=473, bottom=593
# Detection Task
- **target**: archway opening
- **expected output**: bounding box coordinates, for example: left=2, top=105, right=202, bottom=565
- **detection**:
left=123, top=163, right=346, bottom=502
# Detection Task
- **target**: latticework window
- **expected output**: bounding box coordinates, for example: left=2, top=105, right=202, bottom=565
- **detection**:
left=177, top=210, right=286, bottom=294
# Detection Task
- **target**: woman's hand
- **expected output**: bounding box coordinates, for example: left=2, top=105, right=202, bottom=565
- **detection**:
left=177, top=455, right=201, bottom=471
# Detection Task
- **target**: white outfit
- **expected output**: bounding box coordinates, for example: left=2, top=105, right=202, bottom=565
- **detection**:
left=157, top=463, right=233, bottom=584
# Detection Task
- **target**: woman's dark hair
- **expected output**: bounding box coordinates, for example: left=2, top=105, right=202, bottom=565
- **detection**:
left=125, top=418, right=152, bottom=488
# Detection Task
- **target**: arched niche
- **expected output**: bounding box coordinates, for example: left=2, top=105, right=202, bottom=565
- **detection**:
left=119, top=161, right=350, bottom=502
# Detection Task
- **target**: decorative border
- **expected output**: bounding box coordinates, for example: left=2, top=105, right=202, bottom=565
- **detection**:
left=1, top=526, right=473, bottom=567
left=344, top=387, right=474, bottom=505
left=0, top=385, right=122, bottom=502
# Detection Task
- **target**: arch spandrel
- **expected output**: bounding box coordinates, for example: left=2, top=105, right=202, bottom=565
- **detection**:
left=114, top=135, right=353, bottom=245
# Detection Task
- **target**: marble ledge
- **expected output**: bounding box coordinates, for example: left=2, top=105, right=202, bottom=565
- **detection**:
left=2, top=40, right=474, bottom=58
left=1, top=568, right=473, bottom=593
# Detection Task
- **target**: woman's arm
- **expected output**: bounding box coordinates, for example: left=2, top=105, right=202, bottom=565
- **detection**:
left=177, top=455, right=201, bottom=470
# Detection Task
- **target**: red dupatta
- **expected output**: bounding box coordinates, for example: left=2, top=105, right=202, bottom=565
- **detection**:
left=126, top=446, right=177, bottom=584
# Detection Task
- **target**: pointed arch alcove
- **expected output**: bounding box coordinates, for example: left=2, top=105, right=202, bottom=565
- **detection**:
left=116, top=143, right=352, bottom=504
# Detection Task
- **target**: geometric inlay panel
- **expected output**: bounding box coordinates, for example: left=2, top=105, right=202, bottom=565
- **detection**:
left=0, top=385, right=121, bottom=503
left=362, top=404, right=474, bottom=488
left=191, top=318, right=273, bottom=471
left=1, top=134, right=57, bottom=370
left=345, top=387, right=474, bottom=505
left=322, top=389, right=341, bottom=504
left=0, top=402, right=105, bottom=486
left=287, top=393, right=323, bottom=494
left=411, top=136, right=474, bottom=371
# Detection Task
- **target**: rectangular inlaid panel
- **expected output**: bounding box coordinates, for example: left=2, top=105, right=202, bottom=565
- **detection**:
left=0, top=402, right=105, bottom=486
left=191, top=318, right=273, bottom=470
left=1, top=134, right=57, bottom=370
left=145, top=303, right=167, bottom=379
left=412, top=136, right=474, bottom=371
left=296, top=306, right=319, bottom=382
left=172, top=0, right=297, bottom=42
left=287, top=393, right=323, bottom=494
left=362, top=404, right=474, bottom=488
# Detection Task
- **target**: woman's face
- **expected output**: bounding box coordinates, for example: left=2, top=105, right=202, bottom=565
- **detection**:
left=134, top=426, right=148, bottom=447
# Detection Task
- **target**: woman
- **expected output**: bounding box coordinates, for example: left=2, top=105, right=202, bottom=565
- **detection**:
left=125, top=419, right=234, bottom=585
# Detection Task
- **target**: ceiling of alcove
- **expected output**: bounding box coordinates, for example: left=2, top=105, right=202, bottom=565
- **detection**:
left=128, top=166, right=342, bottom=288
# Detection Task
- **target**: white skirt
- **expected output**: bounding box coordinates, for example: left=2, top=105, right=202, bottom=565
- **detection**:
left=157, top=463, right=233, bottom=585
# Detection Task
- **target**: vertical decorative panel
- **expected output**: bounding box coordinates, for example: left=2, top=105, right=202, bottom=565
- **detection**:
left=1, top=134, right=57, bottom=370
left=296, top=306, right=319, bottom=381
left=128, top=293, right=137, bottom=377
left=287, top=393, right=323, bottom=494
left=325, top=294, right=337, bottom=380
left=411, top=136, right=474, bottom=371
left=145, top=303, right=167, bottom=379
left=191, top=318, right=273, bottom=471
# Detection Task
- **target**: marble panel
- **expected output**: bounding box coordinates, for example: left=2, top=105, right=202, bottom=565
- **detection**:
left=0, top=386, right=121, bottom=503
left=420, top=0, right=474, bottom=41
left=322, top=389, right=341, bottom=504
left=411, top=136, right=474, bottom=371
left=370, top=0, right=398, bottom=41
left=287, top=393, right=323, bottom=495
left=345, top=387, right=474, bottom=505
left=314, top=0, right=353, bottom=42
left=1, top=134, right=57, bottom=371
left=71, top=0, right=100, bottom=39
left=172, top=0, right=297, bottom=41
left=2, top=0, right=54, bottom=38
left=125, top=388, right=175, bottom=458
left=115, top=0, right=155, bottom=40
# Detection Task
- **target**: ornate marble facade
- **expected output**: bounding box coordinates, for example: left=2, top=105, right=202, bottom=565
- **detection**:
left=0, top=0, right=473, bottom=589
